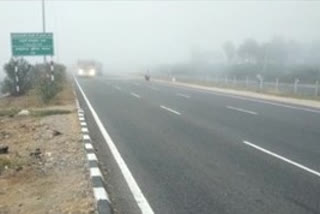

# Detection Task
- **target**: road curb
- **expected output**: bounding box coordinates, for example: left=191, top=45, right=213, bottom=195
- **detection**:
left=76, top=99, right=112, bottom=214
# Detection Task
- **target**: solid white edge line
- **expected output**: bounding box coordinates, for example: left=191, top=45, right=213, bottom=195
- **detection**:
left=93, top=187, right=110, bottom=202
left=160, top=105, right=181, bottom=115
left=87, top=153, right=98, bottom=161
left=176, top=93, right=190, bottom=99
left=85, top=143, right=93, bottom=150
left=75, top=78, right=155, bottom=214
left=243, top=140, right=320, bottom=178
left=131, top=92, right=141, bottom=99
left=226, top=106, right=258, bottom=115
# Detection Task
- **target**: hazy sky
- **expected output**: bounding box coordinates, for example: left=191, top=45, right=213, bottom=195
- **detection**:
left=1, top=1, right=320, bottom=72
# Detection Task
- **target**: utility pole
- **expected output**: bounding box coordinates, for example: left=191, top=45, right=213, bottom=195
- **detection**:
left=42, top=0, right=46, bottom=63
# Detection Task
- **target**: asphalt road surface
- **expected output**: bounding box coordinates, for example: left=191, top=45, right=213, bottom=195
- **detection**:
left=75, top=75, right=320, bottom=214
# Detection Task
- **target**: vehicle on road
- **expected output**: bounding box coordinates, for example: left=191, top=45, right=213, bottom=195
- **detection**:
left=76, top=60, right=103, bottom=77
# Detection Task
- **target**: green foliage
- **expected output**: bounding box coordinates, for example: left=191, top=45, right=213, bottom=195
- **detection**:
left=35, top=62, right=66, bottom=103
left=1, top=58, right=32, bottom=96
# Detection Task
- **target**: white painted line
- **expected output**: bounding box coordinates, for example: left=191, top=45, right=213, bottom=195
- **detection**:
left=226, top=106, right=257, bottom=115
left=83, top=134, right=91, bottom=141
left=79, top=117, right=85, bottom=121
left=114, top=86, right=122, bottom=91
left=80, top=122, right=87, bottom=126
left=93, top=187, right=110, bottom=201
left=166, top=82, right=320, bottom=114
left=176, top=93, right=190, bottom=99
left=160, top=105, right=181, bottom=115
left=87, top=153, right=98, bottom=161
left=90, top=167, right=103, bottom=177
left=131, top=92, right=141, bottom=99
left=75, top=78, right=155, bottom=214
left=78, top=113, right=84, bottom=117
left=243, top=141, right=320, bottom=178
left=82, top=127, right=89, bottom=133
left=148, top=86, right=159, bottom=91
left=78, top=109, right=84, bottom=113
left=85, top=143, right=93, bottom=150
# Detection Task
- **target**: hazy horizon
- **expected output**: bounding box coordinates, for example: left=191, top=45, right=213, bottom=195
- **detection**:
left=1, top=1, right=320, bottom=72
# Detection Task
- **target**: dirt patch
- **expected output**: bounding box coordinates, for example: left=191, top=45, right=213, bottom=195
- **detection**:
left=0, top=82, right=95, bottom=214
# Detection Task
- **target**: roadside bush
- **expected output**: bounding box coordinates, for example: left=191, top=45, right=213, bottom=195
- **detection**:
left=35, top=63, right=67, bottom=103
left=1, top=58, right=33, bottom=96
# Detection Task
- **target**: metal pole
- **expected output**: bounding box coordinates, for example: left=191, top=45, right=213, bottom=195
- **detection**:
left=294, top=79, right=299, bottom=94
left=246, top=76, right=249, bottom=88
left=42, top=0, right=47, bottom=63
left=14, top=58, right=20, bottom=94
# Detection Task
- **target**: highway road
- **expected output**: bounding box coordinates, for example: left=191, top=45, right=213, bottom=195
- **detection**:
left=75, top=75, right=320, bottom=214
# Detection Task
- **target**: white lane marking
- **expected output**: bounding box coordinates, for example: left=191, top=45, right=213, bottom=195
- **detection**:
left=160, top=105, right=181, bottom=115
left=93, top=187, right=110, bottom=201
left=78, top=109, right=84, bottom=113
left=75, top=78, right=155, bottom=214
left=83, top=134, right=91, bottom=140
left=82, top=127, right=89, bottom=133
left=81, top=122, right=87, bottom=126
left=85, top=143, right=93, bottom=150
left=131, top=92, right=141, bottom=99
left=90, top=167, right=103, bottom=177
left=87, top=153, right=98, bottom=161
left=114, top=86, right=122, bottom=91
left=226, top=106, right=258, bottom=115
left=162, top=82, right=320, bottom=114
left=176, top=93, right=190, bottom=99
left=148, top=86, right=159, bottom=91
left=78, top=113, right=84, bottom=117
left=243, top=141, right=320, bottom=178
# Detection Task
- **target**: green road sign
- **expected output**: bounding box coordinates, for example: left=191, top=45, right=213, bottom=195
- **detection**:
left=11, top=33, right=54, bottom=56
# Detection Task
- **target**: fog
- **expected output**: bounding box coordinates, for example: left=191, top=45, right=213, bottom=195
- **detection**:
left=1, top=1, right=320, bottom=73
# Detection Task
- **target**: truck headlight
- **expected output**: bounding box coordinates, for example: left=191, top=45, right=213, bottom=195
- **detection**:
left=89, top=69, right=96, bottom=76
left=78, top=69, right=84, bottom=75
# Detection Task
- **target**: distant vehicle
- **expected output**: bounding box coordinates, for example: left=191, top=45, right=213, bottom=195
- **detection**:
left=144, top=74, right=150, bottom=81
left=76, top=60, right=103, bottom=77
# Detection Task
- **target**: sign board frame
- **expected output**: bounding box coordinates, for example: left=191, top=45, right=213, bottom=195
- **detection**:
left=11, top=33, right=54, bottom=56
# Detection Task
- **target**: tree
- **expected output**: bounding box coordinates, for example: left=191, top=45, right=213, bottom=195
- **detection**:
left=1, top=58, right=32, bottom=96
left=222, top=41, right=236, bottom=64
left=237, top=38, right=262, bottom=64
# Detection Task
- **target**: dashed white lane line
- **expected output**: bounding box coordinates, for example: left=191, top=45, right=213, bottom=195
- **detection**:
left=114, top=86, right=122, bottom=91
left=75, top=78, right=155, bottom=214
left=93, top=187, right=110, bottom=201
left=160, top=105, right=181, bottom=115
left=87, top=153, right=98, bottom=161
left=85, top=143, right=93, bottom=150
left=83, top=134, right=91, bottom=140
left=80, top=122, right=87, bottom=126
left=90, top=167, right=103, bottom=177
left=243, top=140, right=320, bottom=178
left=176, top=93, right=190, bottom=99
left=131, top=92, right=141, bottom=99
left=226, top=106, right=258, bottom=115
left=82, top=127, right=89, bottom=133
